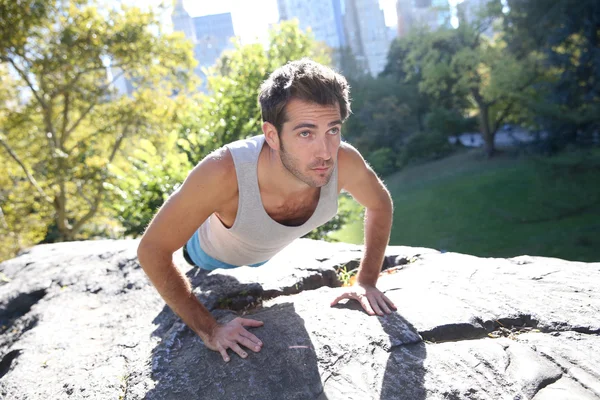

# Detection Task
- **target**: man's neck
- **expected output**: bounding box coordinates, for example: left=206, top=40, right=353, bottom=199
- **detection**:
left=258, top=143, right=316, bottom=199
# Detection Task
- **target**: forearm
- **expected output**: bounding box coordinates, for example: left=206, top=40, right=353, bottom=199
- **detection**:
left=137, top=245, right=217, bottom=341
left=356, top=205, right=393, bottom=286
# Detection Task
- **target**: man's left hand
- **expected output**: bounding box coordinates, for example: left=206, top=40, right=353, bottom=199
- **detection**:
left=330, top=282, right=397, bottom=316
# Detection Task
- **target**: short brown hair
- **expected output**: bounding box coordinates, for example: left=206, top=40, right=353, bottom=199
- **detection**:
left=258, top=58, right=351, bottom=135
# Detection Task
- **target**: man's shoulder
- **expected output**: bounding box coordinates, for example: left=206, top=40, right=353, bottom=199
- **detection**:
left=187, top=146, right=237, bottom=193
left=199, top=146, right=235, bottom=174
left=338, top=140, right=364, bottom=168
left=337, top=140, right=368, bottom=191
left=223, top=134, right=264, bottom=156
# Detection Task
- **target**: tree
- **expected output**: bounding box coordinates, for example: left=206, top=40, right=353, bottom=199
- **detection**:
left=110, top=130, right=191, bottom=237
left=425, top=107, right=477, bottom=138
left=343, top=76, right=417, bottom=157
left=0, top=1, right=196, bottom=246
left=381, top=34, right=434, bottom=133
left=503, top=0, right=600, bottom=150
left=400, top=3, right=540, bottom=156
left=0, top=67, right=54, bottom=260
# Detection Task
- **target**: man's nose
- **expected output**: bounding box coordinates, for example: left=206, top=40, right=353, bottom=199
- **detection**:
left=314, top=136, right=332, bottom=160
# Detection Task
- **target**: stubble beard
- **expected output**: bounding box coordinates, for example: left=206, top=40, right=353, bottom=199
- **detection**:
left=279, top=141, right=333, bottom=188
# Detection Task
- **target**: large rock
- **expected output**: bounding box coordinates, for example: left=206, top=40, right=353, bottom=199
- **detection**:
left=0, top=238, right=598, bottom=399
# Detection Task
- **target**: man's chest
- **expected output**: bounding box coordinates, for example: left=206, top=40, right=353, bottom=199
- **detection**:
left=215, top=189, right=320, bottom=228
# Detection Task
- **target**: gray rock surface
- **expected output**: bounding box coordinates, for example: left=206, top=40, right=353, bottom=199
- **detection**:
left=0, top=238, right=598, bottom=399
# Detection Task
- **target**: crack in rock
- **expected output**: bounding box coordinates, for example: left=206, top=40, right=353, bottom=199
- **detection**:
left=504, top=347, right=512, bottom=373
left=531, top=270, right=560, bottom=280
left=0, top=289, right=47, bottom=334
left=206, top=249, right=422, bottom=314
left=0, top=314, right=39, bottom=355
left=531, top=372, right=563, bottom=397
left=209, top=255, right=415, bottom=313
left=0, top=349, right=22, bottom=380
left=212, top=274, right=339, bottom=312
left=0, top=288, right=46, bottom=381
left=534, top=348, right=598, bottom=395
left=421, top=323, right=488, bottom=343
left=418, top=313, right=600, bottom=345
left=571, top=327, right=600, bottom=335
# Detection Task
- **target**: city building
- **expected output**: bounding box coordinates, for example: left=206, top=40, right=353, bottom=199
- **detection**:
left=192, top=13, right=235, bottom=72
left=171, top=0, right=236, bottom=89
left=343, top=0, right=390, bottom=76
left=109, top=66, right=134, bottom=97
left=277, top=0, right=344, bottom=49
left=396, top=0, right=451, bottom=37
left=277, top=0, right=390, bottom=76
left=171, top=0, right=196, bottom=43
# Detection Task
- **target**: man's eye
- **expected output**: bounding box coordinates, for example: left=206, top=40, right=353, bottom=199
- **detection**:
left=299, top=131, right=311, bottom=137
left=328, top=127, right=340, bottom=135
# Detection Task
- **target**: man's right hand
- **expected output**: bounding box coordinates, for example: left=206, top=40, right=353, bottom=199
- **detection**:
left=205, top=317, right=264, bottom=362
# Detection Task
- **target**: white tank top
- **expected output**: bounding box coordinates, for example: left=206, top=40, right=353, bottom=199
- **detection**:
left=196, top=134, right=338, bottom=266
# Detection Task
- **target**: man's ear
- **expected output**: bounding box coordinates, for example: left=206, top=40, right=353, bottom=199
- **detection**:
left=262, top=122, right=281, bottom=151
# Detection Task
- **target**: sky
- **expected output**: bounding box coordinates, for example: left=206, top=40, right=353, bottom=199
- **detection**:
left=120, top=0, right=463, bottom=45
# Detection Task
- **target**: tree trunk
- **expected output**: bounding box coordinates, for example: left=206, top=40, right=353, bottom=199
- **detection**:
left=53, top=194, right=70, bottom=242
left=478, top=103, right=495, bottom=158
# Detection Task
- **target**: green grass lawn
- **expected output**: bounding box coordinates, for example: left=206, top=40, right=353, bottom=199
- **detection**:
left=331, top=147, right=600, bottom=262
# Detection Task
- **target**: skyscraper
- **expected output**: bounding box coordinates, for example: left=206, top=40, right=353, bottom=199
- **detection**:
left=396, top=0, right=451, bottom=37
left=171, top=1, right=235, bottom=89
left=396, top=0, right=414, bottom=37
left=277, top=0, right=390, bottom=76
left=171, top=0, right=196, bottom=43
left=343, top=0, right=390, bottom=76
left=192, top=13, right=235, bottom=72
left=277, top=0, right=344, bottom=49
left=332, top=0, right=347, bottom=48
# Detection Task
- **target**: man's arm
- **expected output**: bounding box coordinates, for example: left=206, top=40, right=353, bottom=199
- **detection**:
left=137, top=148, right=263, bottom=362
left=331, top=141, right=397, bottom=315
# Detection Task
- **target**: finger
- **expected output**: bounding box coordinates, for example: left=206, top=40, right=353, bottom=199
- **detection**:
left=217, top=343, right=230, bottom=363
left=377, top=296, right=392, bottom=314
left=382, top=294, right=397, bottom=310
left=239, top=329, right=263, bottom=348
left=236, top=335, right=262, bottom=353
left=359, top=296, right=376, bottom=315
left=330, top=291, right=350, bottom=306
left=239, top=318, right=264, bottom=328
left=367, top=295, right=384, bottom=316
left=230, top=342, right=248, bottom=359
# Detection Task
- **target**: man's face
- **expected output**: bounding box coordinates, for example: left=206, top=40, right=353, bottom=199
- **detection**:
left=278, top=98, right=342, bottom=188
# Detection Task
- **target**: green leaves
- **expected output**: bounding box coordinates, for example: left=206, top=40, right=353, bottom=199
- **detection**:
left=389, top=9, right=541, bottom=156
left=113, top=132, right=191, bottom=236
left=502, top=0, right=600, bottom=148
left=0, top=1, right=196, bottom=251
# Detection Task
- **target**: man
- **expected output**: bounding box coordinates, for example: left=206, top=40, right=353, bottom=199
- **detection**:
left=137, top=59, right=396, bottom=363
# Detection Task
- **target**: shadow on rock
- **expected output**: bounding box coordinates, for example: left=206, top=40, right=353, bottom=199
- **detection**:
left=324, top=296, right=426, bottom=399
left=379, top=313, right=427, bottom=400
left=145, top=266, right=327, bottom=400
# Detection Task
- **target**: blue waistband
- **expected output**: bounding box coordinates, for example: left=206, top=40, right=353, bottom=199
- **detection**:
left=185, top=230, right=267, bottom=270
